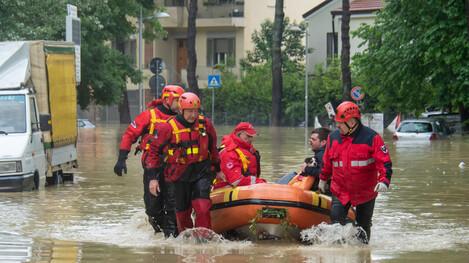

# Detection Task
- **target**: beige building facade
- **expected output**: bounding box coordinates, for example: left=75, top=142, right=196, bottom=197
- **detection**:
left=129, top=0, right=322, bottom=92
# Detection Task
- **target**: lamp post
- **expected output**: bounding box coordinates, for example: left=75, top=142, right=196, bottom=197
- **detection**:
left=304, top=23, right=309, bottom=154
left=138, top=7, right=170, bottom=113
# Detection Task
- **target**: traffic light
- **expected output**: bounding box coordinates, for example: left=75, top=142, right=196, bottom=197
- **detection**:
left=149, top=57, right=166, bottom=98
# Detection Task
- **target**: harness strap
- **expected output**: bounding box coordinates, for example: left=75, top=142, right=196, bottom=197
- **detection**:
left=234, top=148, right=250, bottom=175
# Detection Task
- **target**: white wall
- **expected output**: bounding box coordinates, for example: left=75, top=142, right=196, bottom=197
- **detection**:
left=305, top=0, right=342, bottom=74
left=305, top=1, right=379, bottom=73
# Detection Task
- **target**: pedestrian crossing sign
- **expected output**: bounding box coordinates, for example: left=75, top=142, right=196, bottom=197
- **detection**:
left=208, top=74, right=221, bottom=88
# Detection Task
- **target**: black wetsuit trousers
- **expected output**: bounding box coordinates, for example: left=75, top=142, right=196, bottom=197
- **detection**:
left=330, top=195, right=376, bottom=244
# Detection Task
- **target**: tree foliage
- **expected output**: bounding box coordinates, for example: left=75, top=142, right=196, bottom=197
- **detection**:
left=201, top=19, right=342, bottom=126
left=0, top=0, right=163, bottom=110
left=353, top=0, right=469, bottom=119
left=241, top=18, right=305, bottom=71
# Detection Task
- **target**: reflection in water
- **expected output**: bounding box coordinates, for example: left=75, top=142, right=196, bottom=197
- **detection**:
left=0, top=125, right=468, bottom=262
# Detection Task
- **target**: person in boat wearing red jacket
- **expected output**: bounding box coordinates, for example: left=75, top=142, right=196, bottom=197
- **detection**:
left=213, top=122, right=266, bottom=189
left=318, top=101, right=393, bottom=244
left=144, top=92, right=220, bottom=234
left=113, top=85, right=184, bottom=235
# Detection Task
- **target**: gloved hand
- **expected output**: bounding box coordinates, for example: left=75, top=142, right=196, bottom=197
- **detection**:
left=374, top=182, right=388, bottom=193
left=113, top=150, right=129, bottom=176
left=318, top=179, right=327, bottom=193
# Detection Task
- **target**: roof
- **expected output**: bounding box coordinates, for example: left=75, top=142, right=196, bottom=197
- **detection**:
left=331, top=0, right=383, bottom=15
left=303, top=0, right=383, bottom=18
left=302, top=0, right=334, bottom=18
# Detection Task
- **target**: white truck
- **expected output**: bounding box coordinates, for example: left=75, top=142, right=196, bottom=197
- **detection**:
left=0, top=41, right=78, bottom=191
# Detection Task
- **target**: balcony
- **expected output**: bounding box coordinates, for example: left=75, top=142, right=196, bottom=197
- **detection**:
left=160, top=0, right=244, bottom=28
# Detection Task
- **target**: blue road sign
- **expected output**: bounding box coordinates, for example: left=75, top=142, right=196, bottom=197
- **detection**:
left=208, top=74, right=221, bottom=88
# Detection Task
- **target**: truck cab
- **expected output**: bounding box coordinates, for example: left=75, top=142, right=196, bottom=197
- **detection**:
left=0, top=89, right=46, bottom=190
left=0, top=41, right=78, bottom=191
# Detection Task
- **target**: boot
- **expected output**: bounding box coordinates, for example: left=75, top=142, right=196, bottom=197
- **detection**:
left=192, top=198, right=212, bottom=229
left=163, top=211, right=178, bottom=238
left=148, top=216, right=162, bottom=233
left=176, top=209, right=193, bottom=233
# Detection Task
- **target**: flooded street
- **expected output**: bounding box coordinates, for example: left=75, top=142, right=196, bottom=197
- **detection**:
left=1, top=124, right=469, bottom=262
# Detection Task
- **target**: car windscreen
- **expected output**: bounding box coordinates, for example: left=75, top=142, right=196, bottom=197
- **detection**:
left=0, top=95, right=26, bottom=133
left=398, top=122, right=433, bottom=133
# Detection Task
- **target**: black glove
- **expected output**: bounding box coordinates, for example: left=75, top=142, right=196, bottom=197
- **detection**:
left=113, top=150, right=129, bottom=176
left=211, top=160, right=221, bottom=173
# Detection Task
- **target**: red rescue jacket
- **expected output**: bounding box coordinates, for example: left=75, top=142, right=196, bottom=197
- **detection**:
left=319, top=124, right=392, bottom=206
left=119, top=100, right=176, bottom=160
left=145, top=114, right=220, bottom=182
left=213, top=133, right=265, bottom=189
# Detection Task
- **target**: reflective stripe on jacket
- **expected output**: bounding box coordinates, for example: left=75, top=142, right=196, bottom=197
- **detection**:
left=145, top=114, right=220, bottom=182
left=319, top=125, right=392, bottom=206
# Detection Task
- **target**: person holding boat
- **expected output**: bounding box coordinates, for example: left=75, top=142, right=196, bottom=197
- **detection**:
left=318, top=101, right=393, bottom=244
left=144, top=92, right=220, bottom=234
left=212, top=122, right=266, bottom=190
left=113, top=85, right=184, bottom=234
left=277, top=127, right=331, bottom=193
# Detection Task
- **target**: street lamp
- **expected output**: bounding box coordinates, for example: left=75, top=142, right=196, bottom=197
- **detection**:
left=138, top=8, right=170, bottom=113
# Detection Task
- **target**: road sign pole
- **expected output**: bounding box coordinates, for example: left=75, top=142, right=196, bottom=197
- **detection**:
left=156, top=68, right=159, bottom=98
left=211, top=87, right=215, bottom=125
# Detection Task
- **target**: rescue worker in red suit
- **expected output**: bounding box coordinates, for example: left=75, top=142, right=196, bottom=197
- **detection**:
left=213, top=122, right=266, bottom=189
left=318, top=101, right=392, bottom=244
left=113, top=85, right=184, bottom=235
left=145, top=92, right=220, bottom=234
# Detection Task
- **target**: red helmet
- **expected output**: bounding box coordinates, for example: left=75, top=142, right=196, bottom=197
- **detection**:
left=335, top=101, right=361, bottom=122
left=178, top=92, right=201, bottom=110
left=161, top=85, right=184, bottom=105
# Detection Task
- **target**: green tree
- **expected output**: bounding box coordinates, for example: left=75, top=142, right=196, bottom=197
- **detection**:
left=202, top=18, right=307, bottom=126
left=0, top=0, right=165, bottom=123
left=187, top=0, right=200, bottom=94
left=271, top=0, right=284, bottom=126
left=353, top=0, right=469, bottom=130
left=340, top=0, right=352, bottom=101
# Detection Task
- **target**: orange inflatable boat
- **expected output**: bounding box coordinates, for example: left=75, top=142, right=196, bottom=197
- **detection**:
left=210, top=183, right=356, bottom=240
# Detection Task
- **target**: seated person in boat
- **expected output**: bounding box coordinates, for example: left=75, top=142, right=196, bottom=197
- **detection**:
left=277, top=127, right=331, bottom=193
left=212, top=122, right=266, bottom=189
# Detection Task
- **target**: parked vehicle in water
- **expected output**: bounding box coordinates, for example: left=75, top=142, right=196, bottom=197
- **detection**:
left=0, top=41, right=78, bottom=191
left=392, top=119, right=452, bottom=141
left=77, top=119, right=95, bottom=129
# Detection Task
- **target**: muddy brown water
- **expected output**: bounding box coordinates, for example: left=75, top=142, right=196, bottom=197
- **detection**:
left=0, top=124, right=468, bottom=262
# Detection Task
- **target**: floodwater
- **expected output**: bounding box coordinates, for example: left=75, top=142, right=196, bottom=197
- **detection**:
left=1, top=124, right=469, bottom=262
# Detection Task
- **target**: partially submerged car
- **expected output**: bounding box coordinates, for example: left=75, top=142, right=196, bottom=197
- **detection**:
left=393, top=119, right=451, bottom=141
left=77, top=119, right=95, bottom=129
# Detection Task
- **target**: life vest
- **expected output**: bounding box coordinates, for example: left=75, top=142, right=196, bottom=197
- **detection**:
left=213, top=140, right=257, bottom=187
left=139, top=108, right=168, bottom=152
left=165, top=115, right=210, bottom=165
left=218, top=144, right=250, bottom=175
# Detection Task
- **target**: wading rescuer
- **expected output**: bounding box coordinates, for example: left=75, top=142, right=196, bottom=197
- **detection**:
left=318, top=101, right=392, bottom=244
left=113, top=85, right=184, bottom=234
left=213, top=122, right=265, bottom=189
left=145, top=92, right=220, bottom=234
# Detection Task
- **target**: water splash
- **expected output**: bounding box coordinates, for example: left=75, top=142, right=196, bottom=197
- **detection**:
left=300, top=223, right=365, bottom=246
left=176, top=228, right=226, bottom=245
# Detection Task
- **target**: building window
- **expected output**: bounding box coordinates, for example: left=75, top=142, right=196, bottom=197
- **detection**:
left=207, top=38, right=235, bottom=66
left=326, top=32, right=338, bottom=59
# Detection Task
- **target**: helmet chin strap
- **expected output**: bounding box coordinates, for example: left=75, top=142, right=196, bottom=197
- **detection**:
left=344, top=121, right=358, bottom=136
